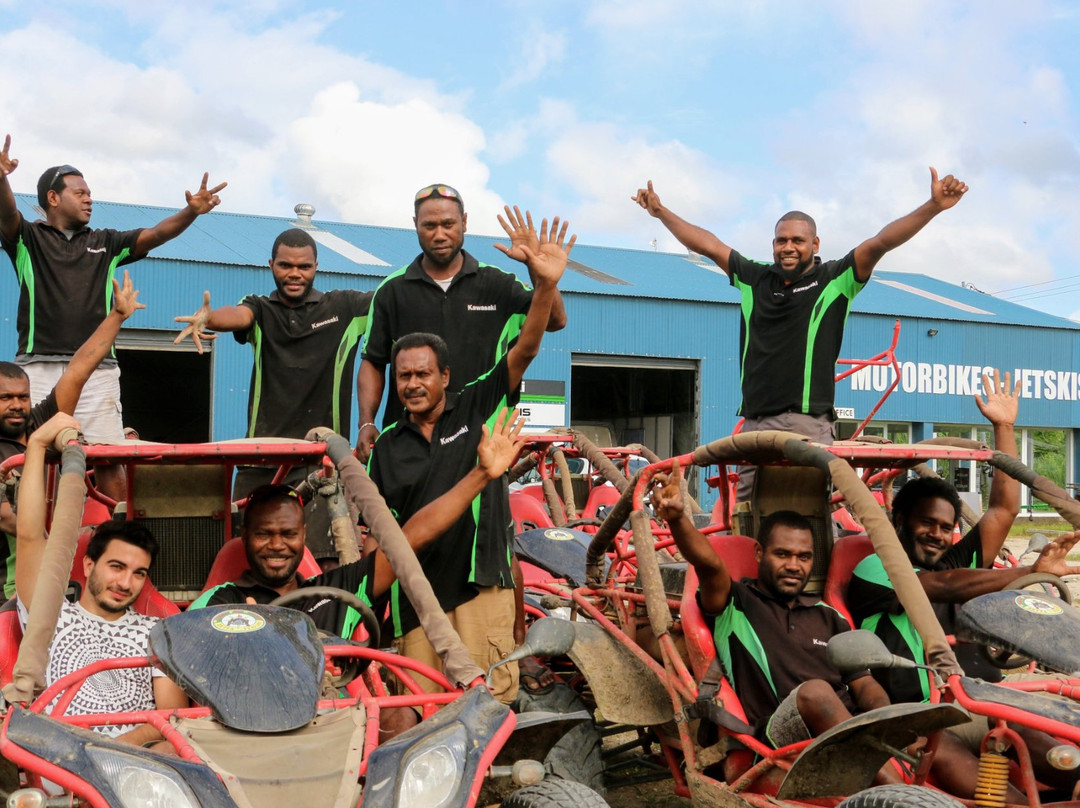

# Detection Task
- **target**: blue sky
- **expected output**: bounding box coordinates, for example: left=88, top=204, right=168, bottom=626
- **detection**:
left=2, top=0, right=1079, bottom=318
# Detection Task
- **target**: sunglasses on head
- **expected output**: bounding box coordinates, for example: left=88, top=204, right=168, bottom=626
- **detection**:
left=48, top=165, right=80, bottom=192
left=414, top=184, right=462, bottom=206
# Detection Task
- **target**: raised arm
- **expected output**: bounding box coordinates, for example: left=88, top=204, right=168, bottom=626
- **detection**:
left=54, top=270, right=145, bottom=414
left=15, top=413, right=81, bottom=609
left=369, top=408, right=526, bottom=595
left=632, top=180, right=732, bottom=274
left=356, top=359, right=386, bottom=462
left=505, top=214, right=575, bottom=391
left=653, top=459, right=732, bottom=613
left=495, top=206, right=567, bottom=331
left=132, top=173, right=226, bottom=259
left=973, top=369, right=1020, bottom=561
left=917, top=532, right=1078, bottom=603
left=0, top=135, right=22, bottom=244
left=173, top=290, right=254, bottom=353
left=852, top=167, right=968, bottom=282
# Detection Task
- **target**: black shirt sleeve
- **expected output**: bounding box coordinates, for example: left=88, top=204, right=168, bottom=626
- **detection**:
left=361, top=278, right=395, bottom=365
left=234, top=295, right=262, bottom=345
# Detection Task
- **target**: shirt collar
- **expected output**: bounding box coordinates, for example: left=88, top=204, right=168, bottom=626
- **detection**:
left=268, top=287, right=324, bottom=305
left=744, top=577, right=818, bottom=609
left=393, top=391, right=461, bottom=436
left=404, top=250, right=480, bottom=284
left=234, top=569, right=308, bottom=590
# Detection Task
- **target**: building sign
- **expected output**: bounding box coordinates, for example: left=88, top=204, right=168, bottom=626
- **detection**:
left=848, top=363, right=1080, bottom=402
left=834, top=407, right=855, bottom=419
left=519, top=379, right=566, bottom=429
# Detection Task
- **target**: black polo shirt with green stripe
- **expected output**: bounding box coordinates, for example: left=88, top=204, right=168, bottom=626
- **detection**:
left=1, top=219, right=141, bottom=357
left=189, top=556, right=379, bottom=639
left=729, top=250, right=864, bottom=419
left=367, top=357, right=519, bottom=638
left=235, top=288, right=371, bottom=440
left=707, top=578, right=860, bottom=739
left=362, top=250, right=531, bottom=411
left=848, top=527, right=1001, bottom=703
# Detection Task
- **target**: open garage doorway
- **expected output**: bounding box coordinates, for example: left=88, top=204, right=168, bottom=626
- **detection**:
left=570, top=354, right=700, bottom=494
left=116, top=329, right=213, bottom=443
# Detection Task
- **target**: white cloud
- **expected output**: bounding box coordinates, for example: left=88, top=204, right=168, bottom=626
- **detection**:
left=542, top=122, right=746, bottom=251
left=285, top=82, right=506, bottom=232
left=0, top=9, right=510, bottom=232
left=499, top=26, right=567, bottom=90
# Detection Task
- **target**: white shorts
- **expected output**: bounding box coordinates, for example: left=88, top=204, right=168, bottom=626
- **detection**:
left=25, top=362, right=124, bottom=444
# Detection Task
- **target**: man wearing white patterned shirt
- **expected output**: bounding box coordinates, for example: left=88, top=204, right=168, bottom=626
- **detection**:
left=14, top=413, right=187, bottom=744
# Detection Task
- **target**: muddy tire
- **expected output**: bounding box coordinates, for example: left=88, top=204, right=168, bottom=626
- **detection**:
left=503, top=778, right=609, bottom=808
left=837, top=785, right=964, bottom=808
left=514, top=682, right=605, bottom=793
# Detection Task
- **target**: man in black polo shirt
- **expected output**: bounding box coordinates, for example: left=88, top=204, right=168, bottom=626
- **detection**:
left=190, top=406, right=525, bottom=632
left=0, top=135, right=225, bottom=503
left=174, top=228, right=371, bottom=561
left=848, top=369, right=1026, bottom=703
left=356, top=187, right=567, bottom=460
left=653, top=461, right=889, bottom=747
left=367, top=214, right=574, bottom=704
left=0, top=271, right=145, bottom=601
left=633, top=169, right=968, bottom=499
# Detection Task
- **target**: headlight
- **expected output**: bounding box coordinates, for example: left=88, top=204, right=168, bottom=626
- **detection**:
left=397, top=724, right=467, bottom=808
left=86, top=746, right=201, bottom=808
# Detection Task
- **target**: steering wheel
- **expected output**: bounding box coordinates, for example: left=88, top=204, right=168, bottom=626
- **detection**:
left=269, top=586, right=382, bottom=686
left=980, top=573, right=1072, bottom=670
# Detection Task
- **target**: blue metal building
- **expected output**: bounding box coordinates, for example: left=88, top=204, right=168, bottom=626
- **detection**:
left=3, top=194, right=1077, bottom=511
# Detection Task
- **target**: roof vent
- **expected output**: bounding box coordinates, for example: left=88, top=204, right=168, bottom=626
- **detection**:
left=293, top=203, right=316, bottom=228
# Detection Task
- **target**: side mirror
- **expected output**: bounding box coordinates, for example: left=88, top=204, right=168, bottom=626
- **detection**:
left=486, top=618, right=576, bottom=687
left=827, top=630, right=919, bottom=674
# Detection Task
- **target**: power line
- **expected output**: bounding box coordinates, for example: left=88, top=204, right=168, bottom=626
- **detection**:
left=993, top=272, right=1080, bottom=296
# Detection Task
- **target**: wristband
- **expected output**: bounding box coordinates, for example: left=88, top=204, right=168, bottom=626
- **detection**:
left=359, top=422, right=377, bottom=432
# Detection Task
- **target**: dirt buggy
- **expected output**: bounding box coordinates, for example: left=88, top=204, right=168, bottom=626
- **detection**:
left=0, top=431, right=608, bottom=808
left=525, top=429, right=1080, bottom=807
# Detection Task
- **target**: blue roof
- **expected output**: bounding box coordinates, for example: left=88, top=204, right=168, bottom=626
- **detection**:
left=12, top=193, right=1076, bottom=331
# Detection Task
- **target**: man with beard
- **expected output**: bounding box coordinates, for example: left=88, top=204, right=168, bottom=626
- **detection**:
left=356, top=186, right=566, bottom=460
left=632, top=169, right=968, bottom=500
left=652, top=461, right=890, bottom=748
left=174, top=228, right=371, bottom=562
left=0, top=271, right=144, bottom=601
left=847, top=370, right=1078, bottom=795
left=13, top=412, right=188, bottom=744
left=0, top=135, right=225, bottom=504
left=848, top=369, right=1075, bottom=702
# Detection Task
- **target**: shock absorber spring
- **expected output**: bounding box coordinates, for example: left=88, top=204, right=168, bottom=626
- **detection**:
left=974, top=749, right=1011, bottom=808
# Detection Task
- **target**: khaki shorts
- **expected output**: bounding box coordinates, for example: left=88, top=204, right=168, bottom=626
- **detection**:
left=391, top=586, right=519, bottom=704
left=737, top=412, right=834, bottom=502
left=26, top=362, right=124, bottom=444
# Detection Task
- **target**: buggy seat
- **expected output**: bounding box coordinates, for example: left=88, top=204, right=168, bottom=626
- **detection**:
left=822, top=533, right=874, bottom=628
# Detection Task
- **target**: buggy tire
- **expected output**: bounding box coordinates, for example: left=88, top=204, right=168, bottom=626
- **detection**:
left=503, top=778, right=609, bottom=808
left=837, top=785, right=964, bottom=808
left=513, top=682, right=605, bottom=793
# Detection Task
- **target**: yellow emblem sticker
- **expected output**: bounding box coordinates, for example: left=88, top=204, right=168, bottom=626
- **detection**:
left=211, top=609, right=267, bottom=633
left=544, top=529, right=576, bottom=542
left=1013, top=594, right=1063, bottom=616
